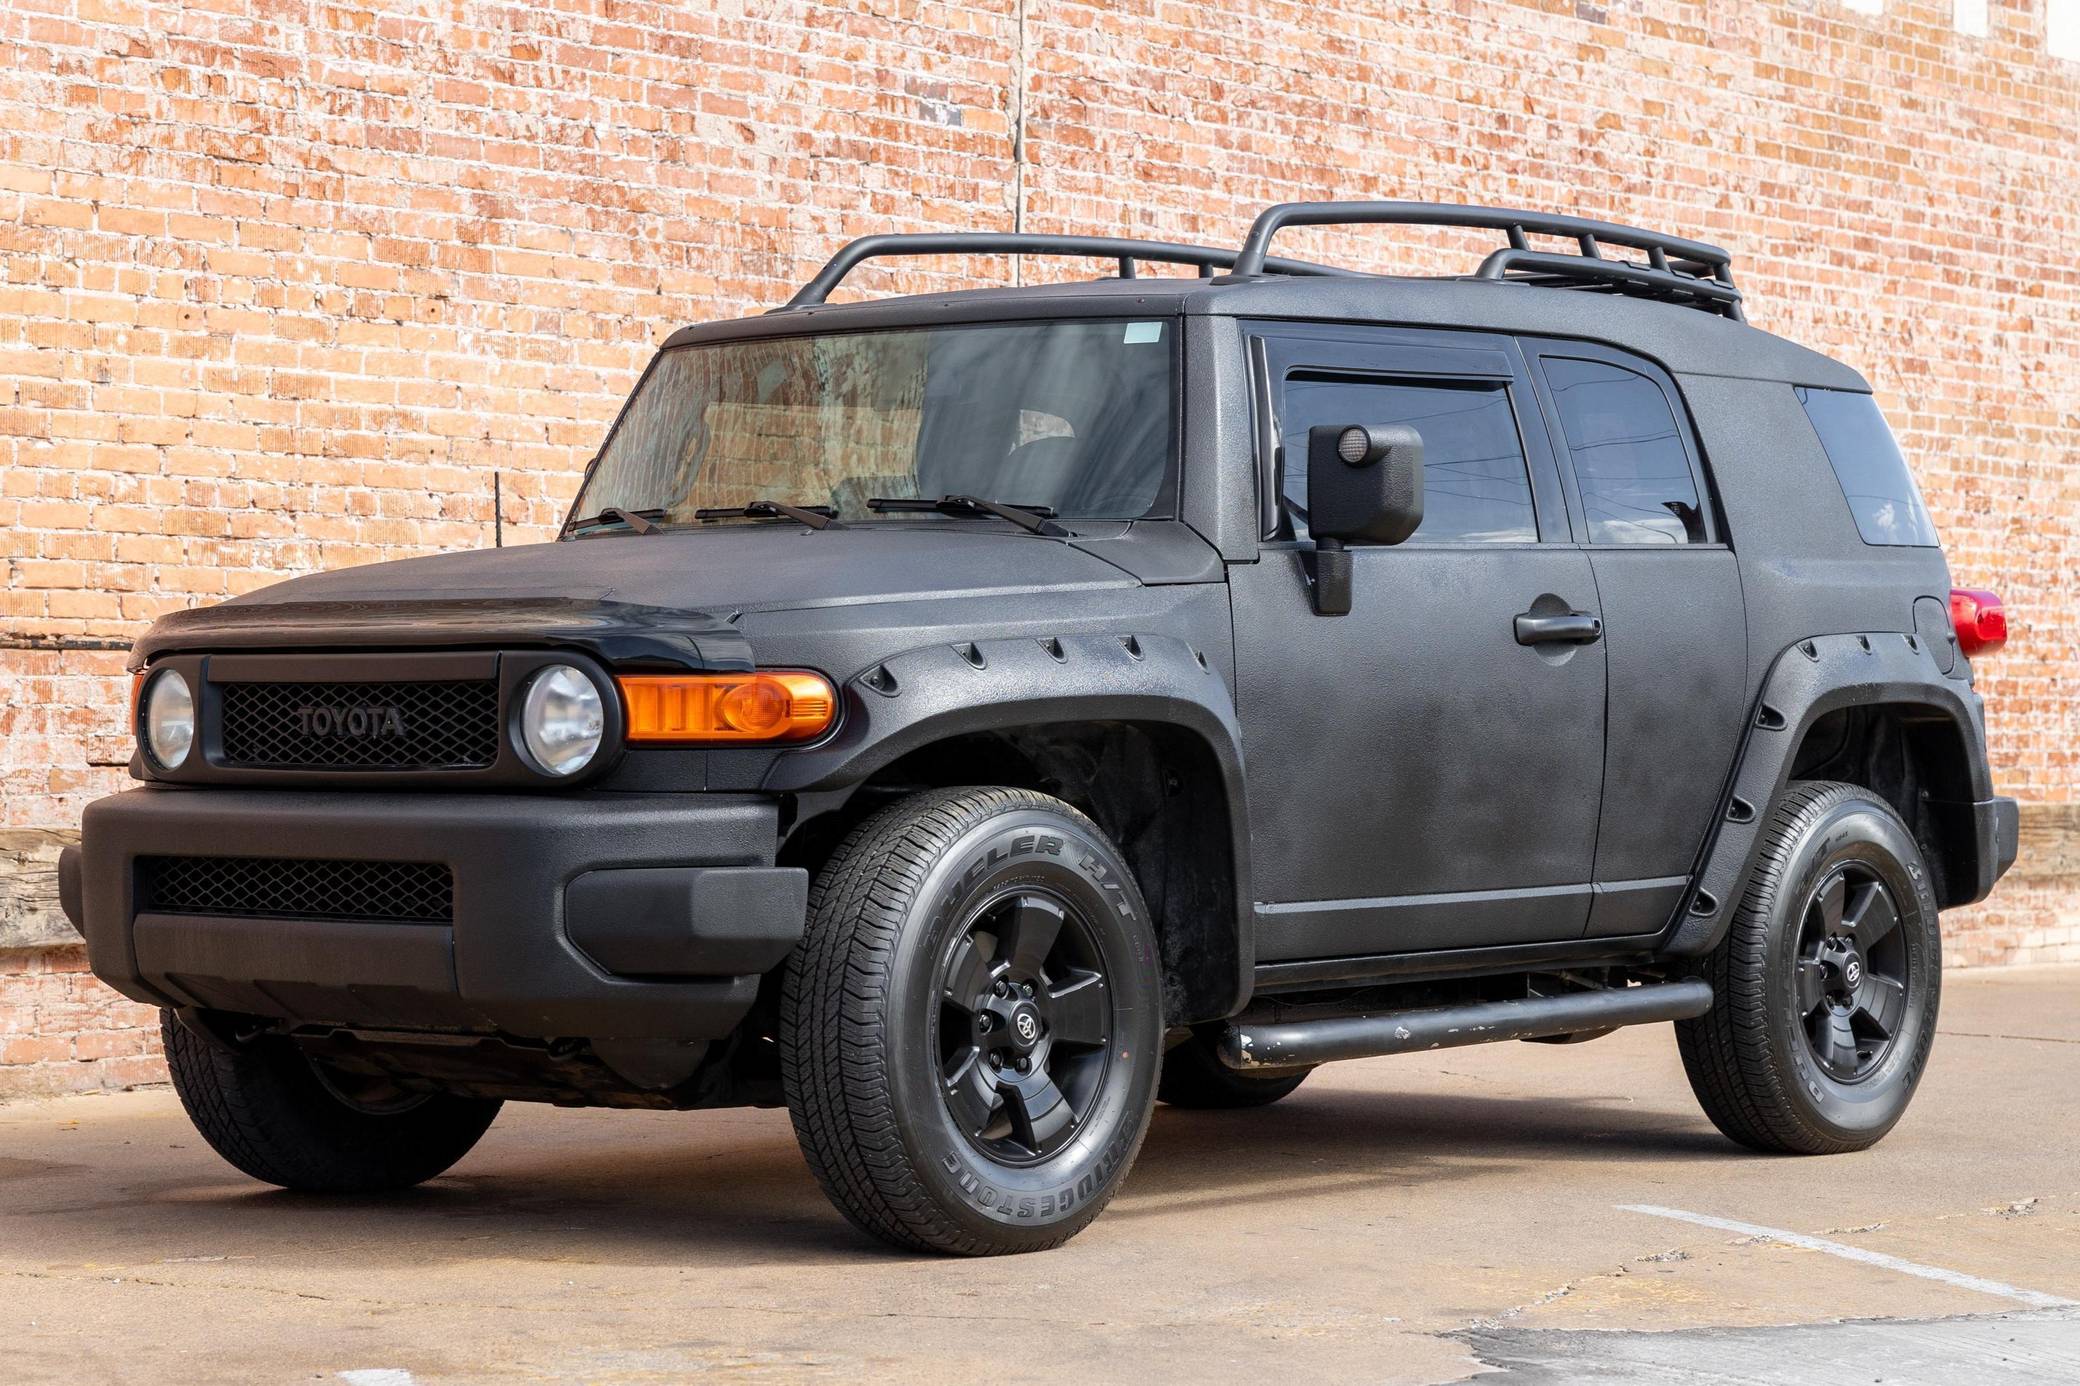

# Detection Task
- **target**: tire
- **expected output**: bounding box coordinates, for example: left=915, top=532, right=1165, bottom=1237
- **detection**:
left=1158, top=1031, right=1312, bottom=1108
left=162, top=1012, right=501, bottom=1192
left=781, top=787, right=1163, bottom=1255
left=1677, top=780, right=1942, bottom=1155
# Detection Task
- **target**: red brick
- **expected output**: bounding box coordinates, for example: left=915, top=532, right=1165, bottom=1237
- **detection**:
left=4, top=1, right=2079, bottom=1091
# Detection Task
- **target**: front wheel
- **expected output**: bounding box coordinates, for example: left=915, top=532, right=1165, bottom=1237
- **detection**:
left=781, top=788, right=1163, bottom=1255
left=1678, top=781, right=1942, bottom=1154
left=163, top=1012, right=501, bottom=1191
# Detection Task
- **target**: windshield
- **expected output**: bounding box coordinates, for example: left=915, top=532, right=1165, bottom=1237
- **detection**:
left=568, top=319, right=1178, bottom=531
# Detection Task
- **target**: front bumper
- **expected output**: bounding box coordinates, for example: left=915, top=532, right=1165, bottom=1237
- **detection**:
left=61, top=786, right=806, bottom=1042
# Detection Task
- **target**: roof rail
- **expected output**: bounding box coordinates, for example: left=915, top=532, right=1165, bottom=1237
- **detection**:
left=780, top=232, right=1361, bottom=310
left=1231, top=201, right=1744, bottom=321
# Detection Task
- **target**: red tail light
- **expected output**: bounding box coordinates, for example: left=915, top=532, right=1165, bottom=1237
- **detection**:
left=1949, top=588, right=2007, bottom=657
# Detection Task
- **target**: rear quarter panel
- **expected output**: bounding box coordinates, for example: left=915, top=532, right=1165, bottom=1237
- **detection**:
left=1676, top=373, right=1955, bottom=703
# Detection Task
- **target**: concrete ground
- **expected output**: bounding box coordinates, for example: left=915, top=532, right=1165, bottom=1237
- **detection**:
left=3, top=967, right=2076, bottom=1386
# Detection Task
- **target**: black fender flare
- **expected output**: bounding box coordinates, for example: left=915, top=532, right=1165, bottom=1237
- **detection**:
left=764, top=632, right=1255, bottom=1012
left=1662, top=630, right=1996, bottom=957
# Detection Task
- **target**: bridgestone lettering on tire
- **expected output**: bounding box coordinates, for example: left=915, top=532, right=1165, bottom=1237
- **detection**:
left=1677, top=780, right=1942, bottom=1155
left=780, top=787, right=1163, bottom=1255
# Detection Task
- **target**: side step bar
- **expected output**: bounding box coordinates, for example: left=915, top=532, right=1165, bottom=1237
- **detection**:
left=1217, top=979, right=1714, bottom=1071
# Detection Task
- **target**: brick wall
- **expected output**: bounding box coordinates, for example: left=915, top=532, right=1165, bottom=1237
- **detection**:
left=0, top=947, right=162, bottom=1099
left=3, top=0, right=2076, bottom=1092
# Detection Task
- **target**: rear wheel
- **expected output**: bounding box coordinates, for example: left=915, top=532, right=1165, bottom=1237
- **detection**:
left=781, top=788, right=1162, bottom=1255
left=1678, top=781, right=1941, bottom=1154
left=1158, top=1031, right=1312, bottom=1108
left=163, top=1012, right=501, bottom=1191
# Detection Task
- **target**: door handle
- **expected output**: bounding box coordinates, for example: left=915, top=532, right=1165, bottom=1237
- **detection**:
left=1514, top=611, right=1603, bottom=646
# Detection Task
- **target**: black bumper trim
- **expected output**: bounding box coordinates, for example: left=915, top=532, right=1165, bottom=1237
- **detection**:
left=58, top=844, right=84, bottom=937
left=1982, top=795, right=2020, bottom=892
left=566, top=866, right=808, bottom=977
left=75, top=787, right=796, bottom=1042
left=134, top=913, right=457, bottom=993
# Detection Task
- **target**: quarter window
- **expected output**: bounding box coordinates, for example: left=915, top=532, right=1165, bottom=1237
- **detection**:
left=1543, top=356, right=1707, bottom=545
left=1279, top=376, right=1537, bottom=544
left=1796, top=386, right=1939, bottom=547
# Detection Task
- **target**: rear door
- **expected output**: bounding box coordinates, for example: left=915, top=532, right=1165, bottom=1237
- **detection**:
left=1230, top=325, right=1608, bottom=961
left=1522, top=340, right=1747, bottom=938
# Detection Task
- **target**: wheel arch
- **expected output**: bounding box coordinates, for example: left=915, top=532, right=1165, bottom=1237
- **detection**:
left=1664, top=631, right=1997, bottom=956
left=767, top=633, right=1253, bottom=1023
left=1786, top=700, right=1985, bottom=909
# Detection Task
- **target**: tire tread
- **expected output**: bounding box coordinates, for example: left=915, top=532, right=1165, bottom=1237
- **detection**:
left=1677, top=780, right=1920, bottom=1155
left=781, top=787, right=1137, bottom=1255
left=163, top=1013, right=500, bottom=1192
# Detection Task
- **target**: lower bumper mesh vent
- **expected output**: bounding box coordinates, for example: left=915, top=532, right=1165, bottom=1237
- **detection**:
left=138, top=856, right=454, bottom=925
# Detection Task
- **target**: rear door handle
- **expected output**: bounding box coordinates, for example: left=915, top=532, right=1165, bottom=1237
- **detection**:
left=1514, top=611, right=1603, bottom=646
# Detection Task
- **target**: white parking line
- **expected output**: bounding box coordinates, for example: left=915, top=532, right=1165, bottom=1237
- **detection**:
left=1617, top=1204, right=2076, bottom=1310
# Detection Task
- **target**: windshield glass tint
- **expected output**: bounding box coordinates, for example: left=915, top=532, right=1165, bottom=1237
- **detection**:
left=571, top=320, right=1177, bottom=528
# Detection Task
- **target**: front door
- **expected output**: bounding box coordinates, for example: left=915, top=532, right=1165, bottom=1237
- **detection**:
left=1230, top=325, right=1607, bottom=961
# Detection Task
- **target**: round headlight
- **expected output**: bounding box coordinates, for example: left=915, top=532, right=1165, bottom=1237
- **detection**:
left=519, top=665, right=605, bottom=777
left=141, top=668, right=196, bottom=770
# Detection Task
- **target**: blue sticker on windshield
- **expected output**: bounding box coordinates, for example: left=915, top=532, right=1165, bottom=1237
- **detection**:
left=1123, top=321, right=1163, bottom=344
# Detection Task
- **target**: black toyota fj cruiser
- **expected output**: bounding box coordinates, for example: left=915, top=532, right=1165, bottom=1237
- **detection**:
left=62, top=202, right=2019, bottom=1255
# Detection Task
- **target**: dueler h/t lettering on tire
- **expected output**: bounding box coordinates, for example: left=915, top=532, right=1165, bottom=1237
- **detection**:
left=780, top=788, right=1162, bottom=1255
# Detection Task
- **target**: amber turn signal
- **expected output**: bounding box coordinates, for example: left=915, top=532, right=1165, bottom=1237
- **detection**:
left=617, top=671, right=837, bottom=744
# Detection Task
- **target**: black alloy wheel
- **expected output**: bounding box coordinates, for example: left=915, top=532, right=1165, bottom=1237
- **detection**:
left=936, top=888, right=1113, bottom=1164
left=782, top=787, right=1163, bottom=1255
left=1794, top=864, right=1910, bottom=1083
left=1678, top=780, right=1942, bottom=1155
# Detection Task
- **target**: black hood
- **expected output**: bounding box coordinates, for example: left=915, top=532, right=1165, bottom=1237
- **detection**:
left=130, top=525, right=1145, bottom=671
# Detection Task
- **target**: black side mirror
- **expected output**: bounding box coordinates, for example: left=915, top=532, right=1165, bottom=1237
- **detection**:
left=1306, top=423, right=1425, bottom=615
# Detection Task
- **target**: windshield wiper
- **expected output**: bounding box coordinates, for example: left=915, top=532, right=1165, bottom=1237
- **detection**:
left=866, top=494, right=1070, bottom=537
left=564, top=505, right=665, bottom=536
left=694, top=500, right=842, bottom=530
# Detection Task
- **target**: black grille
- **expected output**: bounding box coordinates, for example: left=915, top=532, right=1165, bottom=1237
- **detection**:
left=139, top=857, right=454, bottom=924
left=218, top=679, right=500, bottom=771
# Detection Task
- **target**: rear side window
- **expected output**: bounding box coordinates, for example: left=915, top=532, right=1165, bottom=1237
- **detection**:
left=1796, top=387, right=1939, bottom=547
left=1279, top=376, right=1536, bottom=544
left=1541, top=356, right=1707, bottom=545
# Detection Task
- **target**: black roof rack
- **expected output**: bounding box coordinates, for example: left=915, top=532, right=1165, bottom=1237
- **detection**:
left=774, top=204, right=1744, bottom=321
left=780, top=232, right=1361, bottom=310
left=1232, top=201, right=1744, bottom=321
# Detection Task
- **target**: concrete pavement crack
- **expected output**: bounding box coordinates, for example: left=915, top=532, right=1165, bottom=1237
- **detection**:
left=1466, top=1277, right=1588, bottom=1330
